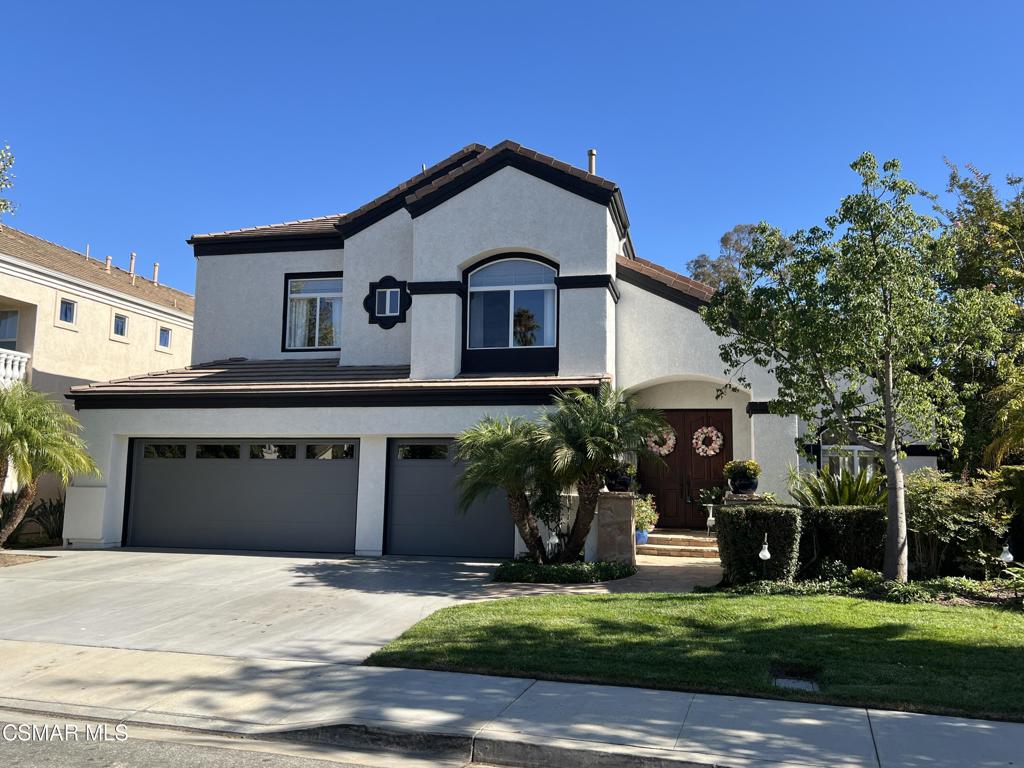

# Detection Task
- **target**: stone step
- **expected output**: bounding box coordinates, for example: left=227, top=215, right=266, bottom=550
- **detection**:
left=647, top=533, right=717, bottom=546
left=637, top=544, right=721, bottom=558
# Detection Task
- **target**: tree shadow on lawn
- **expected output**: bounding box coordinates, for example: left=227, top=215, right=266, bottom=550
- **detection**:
left=369, top=593, right=1024, bottom=721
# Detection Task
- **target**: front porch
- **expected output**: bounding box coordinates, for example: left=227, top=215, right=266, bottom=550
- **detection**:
left=637, top=528, right=719, bottom=558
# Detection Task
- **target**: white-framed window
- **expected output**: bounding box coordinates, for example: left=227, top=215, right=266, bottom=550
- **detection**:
left=55, top=297, right=78, bottom=329
left=285, top=275, right=342, bottom=350
left=467, top=259, right=557, bottom=349
left=824, top=445, right=882, bottom=477
left=375, top=288, right=401, bottom=317
left=0, top=310, right=18, bottom=351
left=157, top=326, right=172, bottom=351
left=112, top=312, right=129, bottom=339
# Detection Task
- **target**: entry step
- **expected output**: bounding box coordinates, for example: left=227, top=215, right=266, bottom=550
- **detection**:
left=637, top=543, right=720, bottom=558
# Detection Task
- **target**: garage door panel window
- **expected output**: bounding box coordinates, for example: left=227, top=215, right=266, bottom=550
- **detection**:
left=143, top=444, right=186, bottom=459
left=306, top=443, right=355, bottom=460
left=249, top=444, right=297, bottom=460
left=397, top=444, right=450, bottom=460
left=196, top=444, right=241, bottom=459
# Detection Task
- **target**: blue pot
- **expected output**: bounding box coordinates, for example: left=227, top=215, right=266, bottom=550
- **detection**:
left=636, top=530, right=649, bottom=545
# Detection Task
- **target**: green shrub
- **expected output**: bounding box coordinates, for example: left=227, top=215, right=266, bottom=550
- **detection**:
left=850, top=567, right=883, bottom=588
left=27, top=498, right=64, bottom=542
left=788, top=467, right=887, bottom=507
left=493, top=560, right=637, bottom=584
left=905, top=468, right=1013, bottom=578
left=716, top=505, right=801, bottom=584
left=633, top=494, right=658, bottom=532
left=994, top=466, right=1024, bottom=564
left=798, top=505, right=886, bottom=577
left=877, top=581, right=930, bottom=604
left=816, top=559, right=850, bottom=581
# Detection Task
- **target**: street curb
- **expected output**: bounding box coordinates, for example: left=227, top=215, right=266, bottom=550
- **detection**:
left=267, top=722, right=474, bottom=762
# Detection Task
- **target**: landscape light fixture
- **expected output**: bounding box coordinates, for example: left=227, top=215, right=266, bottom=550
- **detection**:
left=999, top=543, right=1014, bottom=564
left=759, top=533, right=771, bottom=561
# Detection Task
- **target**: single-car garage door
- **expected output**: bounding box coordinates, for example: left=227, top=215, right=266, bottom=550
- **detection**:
left=385, top=438, right=514, bottom=558
left=126, top=439, right=359, bottom=552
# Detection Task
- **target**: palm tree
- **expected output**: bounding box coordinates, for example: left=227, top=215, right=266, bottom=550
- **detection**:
left=788, top=466, right=887, bottom=506
left=455, top=416, right=559, bottom=564
left=0, top=382, right=98, bottom=547
left=986, top=374, right=1024, bottom=467
left=541, top=383, right=669, bottom=563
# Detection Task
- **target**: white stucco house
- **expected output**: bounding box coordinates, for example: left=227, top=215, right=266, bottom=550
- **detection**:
left=61, top=140, right=935, bottom=557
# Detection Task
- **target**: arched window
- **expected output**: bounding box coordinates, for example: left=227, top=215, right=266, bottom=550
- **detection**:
left=467, top=259, right=557, bottom=349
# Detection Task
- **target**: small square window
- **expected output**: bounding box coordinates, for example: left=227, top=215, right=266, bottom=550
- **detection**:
left=143, top=444, right=186, bottom=459
left=113, top=313, right=128, bottom=337
left=375, top=288, right=400, bottom=317
left=196, top=444, right=240, bottom=459
left=397, top=444, right=450, bottom=460
left=158, top=327, right=172, bottom=349
left=249, top=444, right=297, bottom=460
left=306, top=443, right=355, bottom=460
left=59, top=299, right=76, bottom=325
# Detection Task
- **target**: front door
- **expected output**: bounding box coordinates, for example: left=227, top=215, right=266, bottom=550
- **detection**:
left=638, top=409, right=732, bottom=529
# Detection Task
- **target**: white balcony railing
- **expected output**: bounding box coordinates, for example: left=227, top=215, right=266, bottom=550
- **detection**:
left=0, top=349, right=30, bottom=386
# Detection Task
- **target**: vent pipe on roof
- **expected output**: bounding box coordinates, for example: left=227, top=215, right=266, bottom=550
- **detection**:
left=587, top=148, right=597, bottom=175
left=421, top=163, right=427, bottom=173
left=129, top=251, right=136, bottom=276
left=104, top=255, right=112, bottom=273
left=85, top=244, right=90, bottom=260
left=152, top=262, right=160, bottom=286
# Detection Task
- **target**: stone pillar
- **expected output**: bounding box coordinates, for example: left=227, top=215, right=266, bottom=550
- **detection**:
left=596, top=491, right=636, bottom=565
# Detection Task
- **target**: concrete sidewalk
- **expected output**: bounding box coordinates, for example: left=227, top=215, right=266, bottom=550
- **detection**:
left=2, top=639, right=1022, bottom=767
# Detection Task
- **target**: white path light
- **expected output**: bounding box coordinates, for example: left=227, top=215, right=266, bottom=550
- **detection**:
left=759, top=533, right=771, bottom=561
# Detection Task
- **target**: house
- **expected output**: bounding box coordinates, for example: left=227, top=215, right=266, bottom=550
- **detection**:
left=0, top=225, right=194, bottom=496
left=61, top=140, right=931, bottom=557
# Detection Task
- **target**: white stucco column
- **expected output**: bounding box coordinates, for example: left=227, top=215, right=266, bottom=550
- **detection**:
left=409, top=293, right=461, bottom=379
left=354, top=435, right=388, bottom=556
left=750, top=413, right=798, bottom=500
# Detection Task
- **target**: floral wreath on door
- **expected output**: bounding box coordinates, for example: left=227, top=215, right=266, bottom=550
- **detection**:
left=691, top=425, right=724, bottom=457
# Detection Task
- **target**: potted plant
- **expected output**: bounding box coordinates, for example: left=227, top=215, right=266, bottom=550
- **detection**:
left=604, top=461, right=636, bottom=492
left=634, top=494, right=658, bottom=544
left=724, top=459, right=761, bottom=494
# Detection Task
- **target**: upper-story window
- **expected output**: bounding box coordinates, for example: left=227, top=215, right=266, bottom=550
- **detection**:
left=284, top=274, right=342, bottom=351
left=0, top=310, right=17, bottom=351
left=467, top=259, right=557, bottom=349
left=59, top=298, right=77, bottom=325
left=375, top=288, right=401, bottom=317
left=112, top=313, right=128, bottom=338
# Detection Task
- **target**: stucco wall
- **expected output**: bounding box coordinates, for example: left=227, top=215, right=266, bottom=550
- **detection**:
left=340, top=211, right=413, bottom=366
left=192, top=249, right=343, bottom=363
left=0, top=265, right=193, bottom=397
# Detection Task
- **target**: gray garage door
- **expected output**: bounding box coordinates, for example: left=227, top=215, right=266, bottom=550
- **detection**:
left=385, top=438, right=514, bottom=558
left=126, top=439, right=359, bottom=552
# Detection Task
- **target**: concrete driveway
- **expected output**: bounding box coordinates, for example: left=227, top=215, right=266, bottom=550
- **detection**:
left=0, top=550, right=499, bottom=664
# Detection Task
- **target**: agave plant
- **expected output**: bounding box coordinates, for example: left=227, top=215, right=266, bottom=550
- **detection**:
left=788, top=466, right=886, bottom=507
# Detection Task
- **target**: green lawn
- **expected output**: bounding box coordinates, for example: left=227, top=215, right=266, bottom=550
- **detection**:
left=367, top=593, right=1024, bottom=721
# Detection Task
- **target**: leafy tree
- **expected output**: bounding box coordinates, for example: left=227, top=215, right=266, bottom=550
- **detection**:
left=940, top=163, right=1024, bottom=473
left=702, top=153, right=1014, bottom=581
left=986, top=372, right=1024, bottom=466
left=0, top=383, right=98, bottom=547
left=456, top=416, right=560, bottom=563
left=541, top=383, right=668, bottom=562
left=685, top=224, right=758, bottom=289
left=0, top=143, right=14, bottom=220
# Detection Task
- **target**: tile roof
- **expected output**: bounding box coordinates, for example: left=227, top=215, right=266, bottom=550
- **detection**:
left=187, top=144, right=488, bottom=244
left=68, top=357, right=604, bottom=399
left=0, top=225, right=194, bottom=315
left=616, top=254, right=715, bottom=305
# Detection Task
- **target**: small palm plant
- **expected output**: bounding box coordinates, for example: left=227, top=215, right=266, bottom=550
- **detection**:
left=788, top=466, right=886, bottom=507
left=0, top=383, right=98, bottom=547
left=985, top=374, right=1024, bottom=467
left=541, top=383, right=669, bottom=562
left=456, top=417, right=560, bottom=564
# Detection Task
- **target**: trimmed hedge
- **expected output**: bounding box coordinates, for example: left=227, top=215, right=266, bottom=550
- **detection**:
left=798, top=506, right=886, bottom=577
left=716, top=506, right=802, bottom=584
left=493, top=560, right=637, bottom=584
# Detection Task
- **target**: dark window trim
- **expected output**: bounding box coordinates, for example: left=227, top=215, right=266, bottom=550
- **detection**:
left=191, top=235, right=344, bottom=257
left=407, top=281, right=465, bottom=298
left=555, top=273, right=620, bottom=304
left=281, top=271, right=343, bottom=353
left=746, top=401, right=772, bottom=416
left=362, top=275, right=412, bottom=330
left=69, top=383, right=600, bottom=410
left=462, top=253, right=560, bottom=375
left=616, top=264, right=708, bottom=314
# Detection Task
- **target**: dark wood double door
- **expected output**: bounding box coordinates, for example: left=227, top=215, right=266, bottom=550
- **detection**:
left=637, top=409, right=732, bottom=529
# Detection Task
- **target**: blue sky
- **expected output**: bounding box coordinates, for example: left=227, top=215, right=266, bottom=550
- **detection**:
left=3, top=1, right=1022, bottom=293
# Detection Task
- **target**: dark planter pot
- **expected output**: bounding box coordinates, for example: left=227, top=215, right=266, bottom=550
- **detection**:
left=636, top=530, right=649, bottom=545
left=728, top=476, right=759, bottom=494
left=604, top=472, right=632, bottom=492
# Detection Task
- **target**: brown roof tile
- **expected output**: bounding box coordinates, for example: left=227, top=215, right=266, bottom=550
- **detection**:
left=0, top=225, right=194, bottom=315
left=616, top=254, right=715, bottom=304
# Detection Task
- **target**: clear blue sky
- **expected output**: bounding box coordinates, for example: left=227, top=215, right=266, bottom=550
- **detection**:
left=4, top=1, right=1022, bottom=293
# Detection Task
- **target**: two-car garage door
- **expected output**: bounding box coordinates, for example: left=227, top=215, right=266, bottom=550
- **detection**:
left=126, top=439, right=360, bottom=552
left=125, top=437, right=515, bottom=558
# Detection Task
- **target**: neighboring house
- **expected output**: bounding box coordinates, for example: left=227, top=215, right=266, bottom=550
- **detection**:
left=61, top=140, right=933, bottom=557
left=0, top=225, right=194, bottom=495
